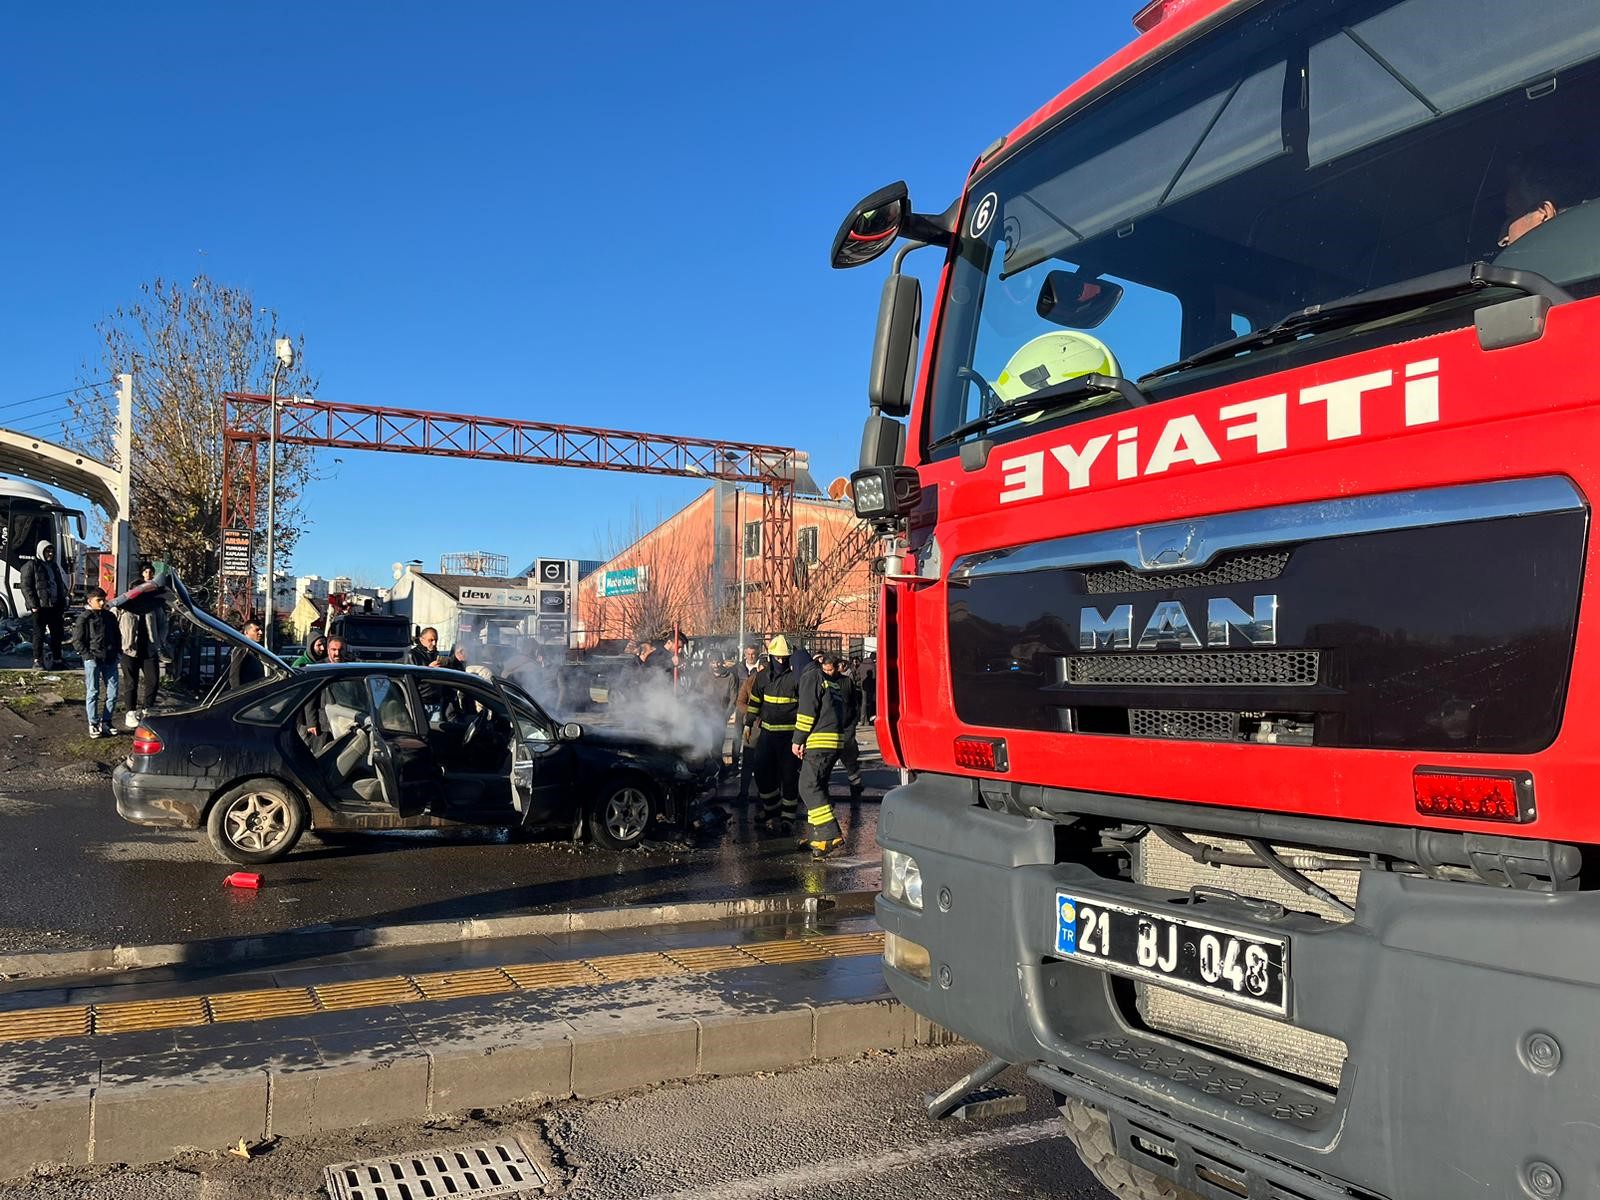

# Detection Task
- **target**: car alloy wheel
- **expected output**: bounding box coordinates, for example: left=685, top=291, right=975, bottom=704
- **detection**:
left=605, top=786, right=651, bottom=843
left=223, top=790, right=292, bottom=854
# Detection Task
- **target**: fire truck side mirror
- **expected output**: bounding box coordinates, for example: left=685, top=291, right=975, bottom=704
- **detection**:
left=859, top=412, right=905, bottom=469
left=868, top=272, right=922, bottom=418
left=831, top=181, right=909, bottom=269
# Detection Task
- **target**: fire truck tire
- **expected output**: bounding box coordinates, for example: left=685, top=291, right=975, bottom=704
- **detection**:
left=1058, top=1098, right=1201, bottom=1200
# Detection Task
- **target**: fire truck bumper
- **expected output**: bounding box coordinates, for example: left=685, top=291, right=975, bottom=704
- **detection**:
left=876, top=771, right=1600, bottom=1200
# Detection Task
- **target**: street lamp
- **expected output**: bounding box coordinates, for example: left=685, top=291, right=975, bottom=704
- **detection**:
left=263, top=336, right=294, bottom=650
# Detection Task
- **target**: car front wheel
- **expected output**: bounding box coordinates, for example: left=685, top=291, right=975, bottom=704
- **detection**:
left=589, top=778, right=656, bottom=850
left=206, top=779, right=307, bottom=864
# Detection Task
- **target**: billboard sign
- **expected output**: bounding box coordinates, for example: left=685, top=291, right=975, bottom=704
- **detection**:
left=537, top=558, right=568, bottom=584
left=600, top=565, right=648, bottom=597
left=221, top=528, right=253, bottom=577
left=536, top=616, right=568, bottom=643
left=539, top=589, right=567, bottom=614
left=459, top=585, right=537, bottom=609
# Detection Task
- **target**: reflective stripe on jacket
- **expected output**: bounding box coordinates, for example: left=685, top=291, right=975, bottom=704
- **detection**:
left=747, top=662, right=800, bottom=733
left=794, top=665, right=847, bottom=751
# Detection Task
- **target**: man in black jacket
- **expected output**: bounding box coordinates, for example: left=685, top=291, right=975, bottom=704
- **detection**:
left=822, top=656, right=865, bottom=799
left=71, top=587, right=121, bottom=737
left=20, top=540, right=67, bottom=669
left=227, top=621, right=266, bottom=690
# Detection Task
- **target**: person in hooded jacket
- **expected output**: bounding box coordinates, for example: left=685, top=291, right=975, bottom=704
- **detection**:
left=20, top=541, right=67, bottom=669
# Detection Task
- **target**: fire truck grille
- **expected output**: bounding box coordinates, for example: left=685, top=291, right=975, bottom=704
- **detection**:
left=1063, top=650, right=1320, bottom=687
left=1133, top=832, right=1354, bottom=1088
left=1083, top=551, right=1289, bottom=594
left=1129, top=709, right=1239, bottom=741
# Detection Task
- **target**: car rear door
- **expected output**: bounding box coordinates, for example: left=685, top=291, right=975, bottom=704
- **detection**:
left=365, top=674, right=434, bottom=817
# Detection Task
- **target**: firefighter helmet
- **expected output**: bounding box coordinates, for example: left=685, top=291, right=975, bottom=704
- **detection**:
left=767, top=635, right=791, bottom=657
left=992, top=331, right=1119, bottom=406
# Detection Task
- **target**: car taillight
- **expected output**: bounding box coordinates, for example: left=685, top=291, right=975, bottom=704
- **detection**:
left=131, top=727, right=164, bottom=756
left=1414, top=769, right=1533, bottom=823
left=954, top=736, right=1008, bottom=773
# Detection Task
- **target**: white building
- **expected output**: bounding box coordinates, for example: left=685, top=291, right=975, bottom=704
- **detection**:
left=296, top=574, right=328, bottom=601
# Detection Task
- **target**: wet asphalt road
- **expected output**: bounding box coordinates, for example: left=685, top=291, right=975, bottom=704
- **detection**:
left=4, top=1044, right=1112, bottom=1199
left=0, top=766, right=890, bottom=955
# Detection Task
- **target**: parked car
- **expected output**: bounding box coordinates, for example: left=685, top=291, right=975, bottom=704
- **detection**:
left=113, top=576, right=717, bottom=863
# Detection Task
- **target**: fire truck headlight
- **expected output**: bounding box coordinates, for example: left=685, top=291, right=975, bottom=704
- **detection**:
left=884, top=850, right=923, bottom=910
left=852, top=470, right=888, bottom=518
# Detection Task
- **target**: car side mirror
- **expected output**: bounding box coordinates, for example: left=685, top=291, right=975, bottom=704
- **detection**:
left=560, top=721, right=582, bottom=742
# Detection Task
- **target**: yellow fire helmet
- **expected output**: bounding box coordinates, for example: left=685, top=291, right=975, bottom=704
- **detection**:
left=992, top=331, right=1120, bottom=409
left=767, top=634, right=791, bottom=657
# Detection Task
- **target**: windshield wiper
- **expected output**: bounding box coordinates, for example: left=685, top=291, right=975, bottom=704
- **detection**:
left=1139, top=262, right=1574, bottom=383
left=930, top=373, right=1149, bottom=451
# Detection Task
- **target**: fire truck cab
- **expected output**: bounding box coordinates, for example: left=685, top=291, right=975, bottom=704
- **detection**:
left=837, top=1, right=1600, bottom=1197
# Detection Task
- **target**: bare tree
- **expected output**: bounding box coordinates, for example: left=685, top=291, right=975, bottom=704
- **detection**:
left=587, top=502, right=721, bottom=642
left=68, top=275, right=319, bottom=589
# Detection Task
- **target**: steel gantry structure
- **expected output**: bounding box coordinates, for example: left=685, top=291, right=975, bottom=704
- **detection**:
left=219, top=392, right=810, bottom=624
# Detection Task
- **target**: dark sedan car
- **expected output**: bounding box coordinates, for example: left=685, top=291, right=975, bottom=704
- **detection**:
left=114, top=578, right=717, bottom=864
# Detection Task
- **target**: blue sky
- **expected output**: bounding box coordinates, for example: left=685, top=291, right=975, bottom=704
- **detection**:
left=0, top=2, right=1142, bottom=584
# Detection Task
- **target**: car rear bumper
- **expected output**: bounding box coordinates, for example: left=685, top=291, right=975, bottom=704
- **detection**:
left=876, top=771, right=1600, bottom=1200
left=113, top=761, right=206, bottom=828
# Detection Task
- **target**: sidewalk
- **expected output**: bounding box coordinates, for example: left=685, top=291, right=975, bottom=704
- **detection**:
left=0, top=904, right=941, bottom=1180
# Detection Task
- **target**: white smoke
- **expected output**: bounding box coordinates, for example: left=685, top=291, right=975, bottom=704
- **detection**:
left=495, top=636, right=732, bottom=765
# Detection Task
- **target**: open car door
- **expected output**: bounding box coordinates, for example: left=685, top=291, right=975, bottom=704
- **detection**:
left=364, top=675, right=434, bottom=818
left=498, top=679, right=579, bottom=828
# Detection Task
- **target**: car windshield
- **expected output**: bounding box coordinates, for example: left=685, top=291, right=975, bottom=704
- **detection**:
left=925, top=0, right=1600, bottom=453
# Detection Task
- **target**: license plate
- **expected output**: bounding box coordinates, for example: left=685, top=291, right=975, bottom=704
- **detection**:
left=1055, top=893, right=1289, bottom=1017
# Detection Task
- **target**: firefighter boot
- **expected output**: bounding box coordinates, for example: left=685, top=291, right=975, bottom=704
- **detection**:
left=805, top=803, right=845, bottom=857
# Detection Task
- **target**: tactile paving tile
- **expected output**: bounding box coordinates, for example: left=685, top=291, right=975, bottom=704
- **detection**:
left=665, top=945, right=763, bottom=973
left=412, top=968, right=518, bottom=1001
left=583, top=952, right=683, bottom=982
left=742, top=940, right=832, bottom=965
left=501, top=960, right=602, bottom=990
left=806, top=933, right=886, bottom=957
left=94, top=996, right=211, bottom=1034
left=207, top=987, right=321, bottom=1024
left=312, top=976, right=423, bottom=1012
left=0, top=1004, right=92, bottom=1044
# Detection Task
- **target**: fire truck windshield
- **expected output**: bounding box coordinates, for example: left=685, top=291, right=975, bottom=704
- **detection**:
left=926, top=0, right=1600, bottom=454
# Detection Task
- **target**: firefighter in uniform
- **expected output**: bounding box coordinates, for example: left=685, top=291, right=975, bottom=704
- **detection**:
left=745, top=635, right=802, bottom=831
left=793, top=652, right=847, bottom=857
left=821, top=655, right=865, bottom=799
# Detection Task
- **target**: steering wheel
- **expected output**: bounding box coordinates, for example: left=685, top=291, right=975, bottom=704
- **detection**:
left=956, top=365, right=1002, bottom=416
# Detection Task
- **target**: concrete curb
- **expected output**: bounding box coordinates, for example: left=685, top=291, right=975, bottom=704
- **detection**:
left=0, top=891, right=879, bottom=982
left=0, top=996, right=957, bottom=1179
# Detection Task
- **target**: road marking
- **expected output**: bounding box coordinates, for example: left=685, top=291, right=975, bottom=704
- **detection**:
left=639, top=1118, right=1063, bottom=1199
left=0, top=930, right=885, bottom=1045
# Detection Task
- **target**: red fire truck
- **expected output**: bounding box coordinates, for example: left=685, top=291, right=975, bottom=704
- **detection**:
left=835, top=1, right=1600, bottom=1197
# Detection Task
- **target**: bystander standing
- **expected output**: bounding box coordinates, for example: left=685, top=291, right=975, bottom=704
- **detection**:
left=21, top=541, right=67, bottom=670
left=71, top=587, right=121, bottom=738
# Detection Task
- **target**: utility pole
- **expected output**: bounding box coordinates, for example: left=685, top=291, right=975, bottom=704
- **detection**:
left=113, top=373, right=135, bottom=597
left=262, top=338, right=294, bottom=649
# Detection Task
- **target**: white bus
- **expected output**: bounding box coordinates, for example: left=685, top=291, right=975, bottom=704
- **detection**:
left=0, top=478, right=87, bottom=618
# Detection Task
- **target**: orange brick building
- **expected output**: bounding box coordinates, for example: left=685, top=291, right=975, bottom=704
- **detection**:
left=576, top=483, right=873, bottom=650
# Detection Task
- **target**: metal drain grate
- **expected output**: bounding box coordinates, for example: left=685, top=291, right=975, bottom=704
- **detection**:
left=324, top=1138, right=547, bottom=1200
